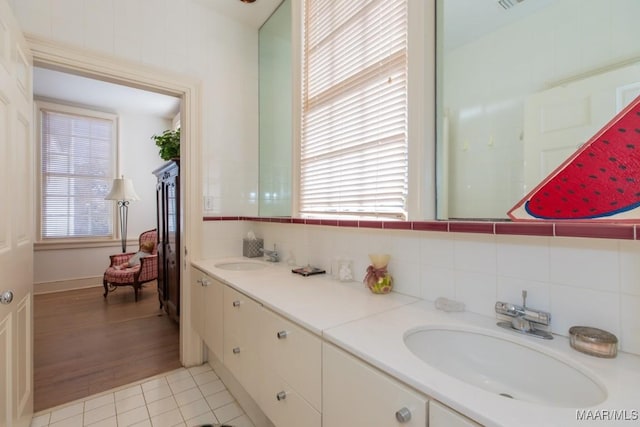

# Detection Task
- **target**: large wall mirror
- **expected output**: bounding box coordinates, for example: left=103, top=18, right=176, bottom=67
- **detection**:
left=437, top=0, right=640, bottom=220
left=257, top=0, right=640, bottom=222
left=259, top=0, right=292, bottom=217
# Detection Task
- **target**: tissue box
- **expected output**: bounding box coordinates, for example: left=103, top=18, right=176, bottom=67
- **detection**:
left=243, top=238, right=263, bottom=258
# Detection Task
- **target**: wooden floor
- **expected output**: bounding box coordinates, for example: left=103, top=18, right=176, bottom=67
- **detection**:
left=34, top=283, right=181, bottom=412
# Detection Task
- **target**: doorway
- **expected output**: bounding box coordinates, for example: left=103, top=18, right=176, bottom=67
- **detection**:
left=28, top=36, right=204, bottom=410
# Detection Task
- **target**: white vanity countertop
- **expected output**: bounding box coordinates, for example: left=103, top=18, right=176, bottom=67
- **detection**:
left=192, top=257, right=418, bottom=334
left=324, top=299, right=640, bottom=427
left=192, top=257, right=640, bottom=427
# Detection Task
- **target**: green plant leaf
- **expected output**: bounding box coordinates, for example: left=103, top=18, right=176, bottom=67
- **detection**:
left=151, top=128, right=180, bottom=160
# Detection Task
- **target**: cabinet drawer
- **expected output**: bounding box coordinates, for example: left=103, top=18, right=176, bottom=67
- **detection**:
left=260, top=369, right=321, bottom=427
left=223, top=331, right=259, bottom=400
left=222, top=286, right=260, bottom=400
left=222, top=332, right=243, bottom=381
left=429, top=401, right=481, bottom=427
left=323, top=343, right=428, bottom=427
left=260, top=307, right=322, bottom=410
left=223, top=287, right=257, bottom=338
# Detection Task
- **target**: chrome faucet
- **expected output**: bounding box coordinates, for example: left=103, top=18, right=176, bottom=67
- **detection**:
left=260, top=244, right=279, bottom=262
left=495, top=290, right=553, bottom=340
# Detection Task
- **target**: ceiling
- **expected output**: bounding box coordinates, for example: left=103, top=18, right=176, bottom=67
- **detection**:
left=33, top=67, right=181, bottom=118
left=196, top=0, right=283, bottom=28
left=200, top=0, right=556, bottom=38
left=443, top=0, right=557, bottom=52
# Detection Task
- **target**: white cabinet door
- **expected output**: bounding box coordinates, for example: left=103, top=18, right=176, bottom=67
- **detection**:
left=202, top=276, right=223, bottom=363
left=258, top=307, right=322, bottom=427
left=259, top=307, right=321, bottom=410
left=223, top=286, right=260, bottom=400
left=259, top=368, right=321, bottom=427
left=322, top=343, right=428, bottom=427
left=190, top=268, right=224, bottom=363
left=429, top=401, right=481, bottom=427
left=190, top=267, right=205, bottom=339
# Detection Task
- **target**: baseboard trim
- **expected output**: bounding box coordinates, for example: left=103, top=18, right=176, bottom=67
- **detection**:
left=34, top=276, right=103, bottom=295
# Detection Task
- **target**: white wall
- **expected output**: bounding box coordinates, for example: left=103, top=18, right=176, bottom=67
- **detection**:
left=202, top=220, right=640, bottom=357
left=12, top=0, right=260, bottom=288
left=34, top=112, right=171, bottom=288
left=10, top=0, right=260, bottom=217
left=119, top=112, right=170, bottom=235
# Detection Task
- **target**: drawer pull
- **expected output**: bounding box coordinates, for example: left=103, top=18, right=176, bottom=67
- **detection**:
left=276, top=330, right=289, bottom=339
left=395, top=407, right=412, bottom=423
left=276, top=391, right=287, bottom=401
left=232, top=300, right=241, bottom=307
left=201, top=279, right=210, bottom=287
left=232, top=347, right=241, bottom=354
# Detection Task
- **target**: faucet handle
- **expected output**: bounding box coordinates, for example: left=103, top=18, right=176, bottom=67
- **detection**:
left=495, top=301, right=521, bottom=317
left=522, top=290, right=527, bottom=309
left=261, top=244, right=279, bottom=262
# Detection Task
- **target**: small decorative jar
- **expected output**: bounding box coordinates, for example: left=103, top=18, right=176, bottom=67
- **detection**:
left=331, top=258, right=354, bottom=282
left=364, top=254, right=393, bottom=294
left=338, top=259, right=354, bottom=282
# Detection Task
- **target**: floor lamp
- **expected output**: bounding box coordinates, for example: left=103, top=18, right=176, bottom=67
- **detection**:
left=105, top=176, right=141, bottom=253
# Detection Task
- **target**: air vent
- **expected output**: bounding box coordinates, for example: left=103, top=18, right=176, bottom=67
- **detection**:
left=498, top=0, right=524, bottom=9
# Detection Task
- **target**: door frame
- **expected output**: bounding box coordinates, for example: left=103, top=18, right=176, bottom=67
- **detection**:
left=26, top=34, right=204, bottom=367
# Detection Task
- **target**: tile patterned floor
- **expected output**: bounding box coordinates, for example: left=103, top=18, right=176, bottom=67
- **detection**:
left=30, top=364, right=255, bottom=427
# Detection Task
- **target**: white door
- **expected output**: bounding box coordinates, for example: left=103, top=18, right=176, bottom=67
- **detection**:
left=523, top=62, right=640, bottom=193
left=0, top=1, right=34, bottom=426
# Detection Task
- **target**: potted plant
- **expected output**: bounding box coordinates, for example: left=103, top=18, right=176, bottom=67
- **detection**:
left=151, top=128, right=180, bottom=161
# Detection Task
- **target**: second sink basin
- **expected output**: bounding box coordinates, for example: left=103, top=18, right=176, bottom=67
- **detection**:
left=404, top=327, right=606, bottom=408
left=214, top=261, right=267, bottom=271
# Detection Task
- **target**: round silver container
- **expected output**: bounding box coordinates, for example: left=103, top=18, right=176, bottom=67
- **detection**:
left=569, top=326, right=618, bottom=358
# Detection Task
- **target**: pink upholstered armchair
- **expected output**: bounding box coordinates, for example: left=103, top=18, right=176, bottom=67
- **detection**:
left=103, top=229, right=158, bottom=302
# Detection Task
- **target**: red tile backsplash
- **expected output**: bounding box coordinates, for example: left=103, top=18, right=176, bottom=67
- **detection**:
left=412, top=221, right=449, bottom=232
left=554, top=223, right=635, bottom=240
left=337, top=220, right=359, bottom=227
left=495, top=222, right=554, bottom=237
left=203, top=216, right=640, bottom=240
left=449, top=222, right=495, bottom=234
left=383, top=221, right=412, bottom=230
left=359, top=220, right=384, bottom=229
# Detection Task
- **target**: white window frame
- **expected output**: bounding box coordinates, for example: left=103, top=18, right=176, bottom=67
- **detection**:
left=293, top=0, right=434, bottom=220
left=36, top=100, right=118, bottom=243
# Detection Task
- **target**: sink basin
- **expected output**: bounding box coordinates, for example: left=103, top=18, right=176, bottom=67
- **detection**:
left=404, top=327, right=606, bottom=407
left=214, top=261, right=267, bottom=271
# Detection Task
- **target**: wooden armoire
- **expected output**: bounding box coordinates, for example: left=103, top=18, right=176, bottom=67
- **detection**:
left=153, top=160, right=180, bottom=323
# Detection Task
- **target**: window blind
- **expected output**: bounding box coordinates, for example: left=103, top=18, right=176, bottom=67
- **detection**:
left=40, top=109, right=115, bottom=239
left=301, top=0, right=408, bottom=219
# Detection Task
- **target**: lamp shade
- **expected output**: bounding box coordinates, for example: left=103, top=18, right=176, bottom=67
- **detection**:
left=105, top=176, right=141, bottom=201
